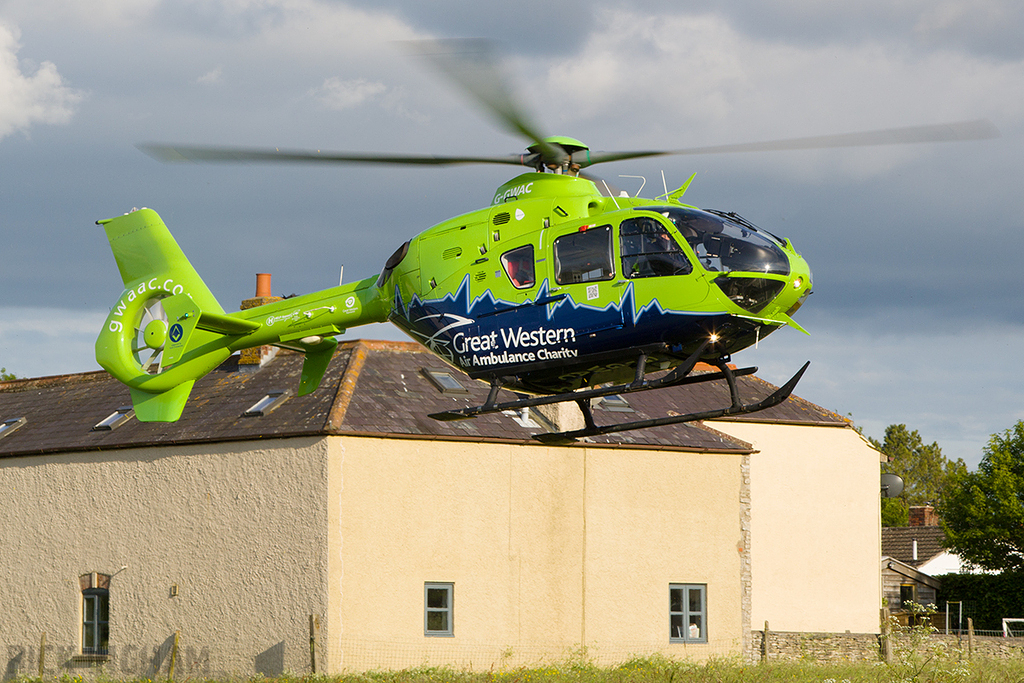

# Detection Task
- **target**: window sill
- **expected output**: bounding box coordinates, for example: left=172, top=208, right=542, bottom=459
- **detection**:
left=71, top=654, right=110, bottom=664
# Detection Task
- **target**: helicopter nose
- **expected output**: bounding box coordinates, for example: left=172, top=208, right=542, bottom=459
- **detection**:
left=784, top=261, right=813, bottom=317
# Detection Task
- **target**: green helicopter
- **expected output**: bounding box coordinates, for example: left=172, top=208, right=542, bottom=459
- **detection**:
left=96, top=40, right=997, bottom=442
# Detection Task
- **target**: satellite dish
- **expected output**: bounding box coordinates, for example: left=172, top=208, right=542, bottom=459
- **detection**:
left=881, top=473, right=905, bottom=498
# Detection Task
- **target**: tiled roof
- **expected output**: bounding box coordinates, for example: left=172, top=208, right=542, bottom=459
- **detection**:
left=0, top=339, right=847, bottom=458
left=881, top=526, right=947, bottom=567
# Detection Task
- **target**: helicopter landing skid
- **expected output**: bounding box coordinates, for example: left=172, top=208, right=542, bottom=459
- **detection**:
left=429, top=344, right=809, bottom=444
left=534, top=359, right=809, bottom=444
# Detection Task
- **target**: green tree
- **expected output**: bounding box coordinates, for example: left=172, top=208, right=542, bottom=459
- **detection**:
left=0, top=367, right=15, bottom=381
left=881, top=497, right=909, bottom=527
left=939, top=421, right=1024, bottom=571
left=872, top=424, right=966, bottom=527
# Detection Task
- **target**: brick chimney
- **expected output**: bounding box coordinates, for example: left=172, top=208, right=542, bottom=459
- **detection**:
left=909, top=505, right=939, bottom=527
left=239, top=273, right=282, bottom=370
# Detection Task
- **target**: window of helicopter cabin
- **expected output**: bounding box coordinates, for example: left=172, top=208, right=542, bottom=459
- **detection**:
left=501, top=244, right=536, bottom=289
left=553, top=225, right=614, bottom=285
left=80, top=573, right=110, bottom=656
left=620, top=216, right=692, bottom=279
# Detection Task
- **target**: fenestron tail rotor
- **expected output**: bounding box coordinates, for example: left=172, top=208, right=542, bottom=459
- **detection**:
left=132, top=297, right=169, bottom=375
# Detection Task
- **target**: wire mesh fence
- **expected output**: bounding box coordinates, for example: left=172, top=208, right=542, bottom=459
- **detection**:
left=4, top=632, right=746, bottom=680
left=321, top=637, right=741, bottom=672
left=931, top=600, right=1024, bottom=638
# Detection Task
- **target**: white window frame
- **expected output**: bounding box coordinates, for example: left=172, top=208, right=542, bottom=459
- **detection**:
left=424, top=582, right=454, bottom=637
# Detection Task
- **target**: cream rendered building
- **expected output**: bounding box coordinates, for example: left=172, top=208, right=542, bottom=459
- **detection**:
left=0, top=340, right=881, bottom=677
left=714, top=420, right=883, bottom=634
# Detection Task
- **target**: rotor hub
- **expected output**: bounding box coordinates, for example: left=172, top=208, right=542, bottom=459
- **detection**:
left=144, top=319, right=168, bottom=349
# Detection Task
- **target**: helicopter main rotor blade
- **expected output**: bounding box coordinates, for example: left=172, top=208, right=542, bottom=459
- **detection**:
left=576, top=119, right=1000, bottom=167
left=402, top=39, right=566, bottom=166
left=138, top=143, right=535, bottom=167
left=140, top=116, right=998, bottom=174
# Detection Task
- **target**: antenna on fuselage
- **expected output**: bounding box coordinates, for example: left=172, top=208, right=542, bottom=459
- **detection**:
left=601, top=180, right=620, bottom=209
left=618, top=175, right=646, bottom=197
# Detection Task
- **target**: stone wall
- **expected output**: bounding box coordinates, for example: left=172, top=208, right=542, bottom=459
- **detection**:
left=753, top=629, right=881, bottom=662
left=752, top=628, right=1024, bottom=663
left=944, top=633, right=1024, bottom=659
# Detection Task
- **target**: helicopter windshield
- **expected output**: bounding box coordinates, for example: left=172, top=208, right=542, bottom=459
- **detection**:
left=619, top=216, right=692, bottom=278
left=636, top=206, right=789, bottom=275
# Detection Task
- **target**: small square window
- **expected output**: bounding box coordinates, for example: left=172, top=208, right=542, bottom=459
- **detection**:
left=596, top=394, right=633, bottom=413
left=243, top=390, right=291, bottom=417
left=93, top=407, right=134, bottom=431
left=0, top=417, right=26, bottom=440
left=424, top=582, right=454, bottom=637
left=500, top=244, right=536, bottom=289
left=670, top=583, right=707, bottom=643
left=421, top=369, right=469, bottom=395
left=553, top=225, right=615, bottom=285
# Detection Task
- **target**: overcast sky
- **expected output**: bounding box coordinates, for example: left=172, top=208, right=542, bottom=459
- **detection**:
left=1, top=0, right=1022, bottom=468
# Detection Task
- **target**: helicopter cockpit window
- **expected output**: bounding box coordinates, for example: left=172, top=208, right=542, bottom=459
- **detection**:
left=619, top=217, right=692, bottom=279
left=501, top=245, right=536, bottom=289
left=635, top=206, right=789, bottom=275
left=553, top=225, right=615, bottom=285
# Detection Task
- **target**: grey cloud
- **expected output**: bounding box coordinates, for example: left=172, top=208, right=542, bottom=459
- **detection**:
left=337, top=0, right=596, bottom=56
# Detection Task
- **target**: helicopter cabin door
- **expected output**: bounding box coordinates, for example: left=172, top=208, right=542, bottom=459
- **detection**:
left=616, top=213, right=709, bottom=327
left=487, top=207, right=539, bottom=305
left=545, top=223, right=625, bottom=335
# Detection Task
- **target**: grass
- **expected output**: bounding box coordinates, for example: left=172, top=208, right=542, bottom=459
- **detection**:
left=79, top=657, right=1024, bottom=683
left=326, top=656, right=1024, bottom=683
left=23, top=653, right=1024, bottom=683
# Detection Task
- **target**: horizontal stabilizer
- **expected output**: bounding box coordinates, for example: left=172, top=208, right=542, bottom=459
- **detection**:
left=196, top=310, right=261, bottom=335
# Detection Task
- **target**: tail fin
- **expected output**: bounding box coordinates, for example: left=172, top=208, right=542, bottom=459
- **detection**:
left=96, top=208, right=390, bottom=422
left=95, top=208, right=233, bottom=421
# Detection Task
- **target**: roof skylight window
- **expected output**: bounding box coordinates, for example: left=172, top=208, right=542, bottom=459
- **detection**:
left=421, top=368, right=469, bottom=395
left=596, top=395, right=634, bottom=413
left=243, top=390, right=292, bottom=417
left=0, top=417, right=27, bottom=439
left=93, top=407, right=134, bottom=431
